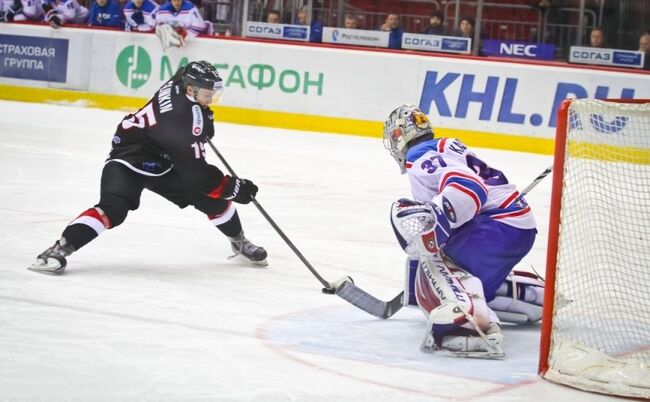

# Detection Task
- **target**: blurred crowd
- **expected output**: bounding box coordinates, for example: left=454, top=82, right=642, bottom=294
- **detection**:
left=0, top=0, right=214, bottom=39
left=0, top=0, right=648, bottom=69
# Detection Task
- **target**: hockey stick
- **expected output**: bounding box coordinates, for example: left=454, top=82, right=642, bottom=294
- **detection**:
left=206, top=139, right=343, bottom=291
left=335, top=165, right=553, bottom=319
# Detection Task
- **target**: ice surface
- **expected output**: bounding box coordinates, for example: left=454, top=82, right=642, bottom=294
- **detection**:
left=0, top=101, right=619, bottom=401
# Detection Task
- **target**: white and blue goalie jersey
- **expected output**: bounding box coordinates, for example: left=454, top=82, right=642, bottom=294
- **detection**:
left=405, top=138, right=536, bottom=230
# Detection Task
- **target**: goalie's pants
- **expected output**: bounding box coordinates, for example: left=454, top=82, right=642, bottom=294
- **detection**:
left=441, top=214, right=536, bottom=302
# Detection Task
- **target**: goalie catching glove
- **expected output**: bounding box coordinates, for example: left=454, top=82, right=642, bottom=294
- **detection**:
left=390, top=198, right=451, bottom=256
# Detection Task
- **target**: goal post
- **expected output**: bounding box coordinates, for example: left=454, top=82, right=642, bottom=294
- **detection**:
left=539, top=98, right=650, bottom=399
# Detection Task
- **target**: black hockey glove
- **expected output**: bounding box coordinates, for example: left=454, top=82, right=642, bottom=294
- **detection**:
left=5, top=0, right=22, bottom=21
left=223, top=177, right=258, bottom=204
left=49, top=14, right=63, bottom=27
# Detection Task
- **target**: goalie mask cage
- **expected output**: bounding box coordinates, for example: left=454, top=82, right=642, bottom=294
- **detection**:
left=539, top=98, right=650, bottom=399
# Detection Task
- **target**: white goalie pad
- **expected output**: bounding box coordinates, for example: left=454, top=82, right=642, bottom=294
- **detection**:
left=488, top=270, right=544, bottom=324
left=155, top=24, right=185, bottom=49
left=416, top=254, right=504, bottom=359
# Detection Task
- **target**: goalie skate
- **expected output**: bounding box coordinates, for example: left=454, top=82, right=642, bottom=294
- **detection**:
left=421, top=318, right=505, bottom=360
left=28, top=240, right=74, bottom=275
left=229, top=234, right=268, bottom=267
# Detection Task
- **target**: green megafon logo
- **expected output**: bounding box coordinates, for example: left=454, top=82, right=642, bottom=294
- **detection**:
left=115, top=45, right=152, bottom=89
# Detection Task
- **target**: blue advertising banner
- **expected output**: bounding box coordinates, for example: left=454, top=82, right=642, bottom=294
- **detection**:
left=569, top=46, right=645, bottom=69
left=282, top=25, right=309, bottom=41
left=246, top=22, right=310, bottom=42
left=0, top=34, right=68, bottom=82
left=481, top=39, right=555, bottom=60
left=401, top=33, right=471, bottom=54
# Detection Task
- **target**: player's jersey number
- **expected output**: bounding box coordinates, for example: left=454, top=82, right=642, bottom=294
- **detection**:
left=121, top=103, right=157, bottom=130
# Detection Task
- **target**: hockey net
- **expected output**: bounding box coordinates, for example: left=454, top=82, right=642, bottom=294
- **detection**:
left=539, top=98, right=650, bottom=399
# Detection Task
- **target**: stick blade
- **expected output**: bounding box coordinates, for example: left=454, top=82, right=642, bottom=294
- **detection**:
left=335, top=281, right=403, bottom=319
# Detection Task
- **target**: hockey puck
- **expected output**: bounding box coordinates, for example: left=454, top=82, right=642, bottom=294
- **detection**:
left=322, top=287, right=336, bottom=294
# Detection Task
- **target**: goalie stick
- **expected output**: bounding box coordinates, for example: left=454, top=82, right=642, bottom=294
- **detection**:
left=336, top=166, right=553, bottom=319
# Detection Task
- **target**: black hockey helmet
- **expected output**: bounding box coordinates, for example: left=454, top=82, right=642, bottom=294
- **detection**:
left=181, top=60, right=223, bottom=92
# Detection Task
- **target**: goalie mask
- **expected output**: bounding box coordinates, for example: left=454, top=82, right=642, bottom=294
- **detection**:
left=383, top=104, right=434, bottom=174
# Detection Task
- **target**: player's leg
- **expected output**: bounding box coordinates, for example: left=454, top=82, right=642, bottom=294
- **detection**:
left=29, top=162, right=145, bottom=274
left=390, top=200, right=503, bottom=358
left=201, top=199, right=268, bottom=266
left=145, top=171, right=267, bottom=265
left=489, top=270, right=544, bottom=323
left=441, top=214, right=540, bottom=322
left=416, top=253, right=504, bottom=358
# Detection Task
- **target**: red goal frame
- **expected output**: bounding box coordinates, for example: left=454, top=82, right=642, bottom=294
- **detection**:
left=538, top=98, right=650, bottom=376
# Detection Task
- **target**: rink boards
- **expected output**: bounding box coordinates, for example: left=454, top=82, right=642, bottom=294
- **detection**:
left=0, top=23, right=649, bottom=155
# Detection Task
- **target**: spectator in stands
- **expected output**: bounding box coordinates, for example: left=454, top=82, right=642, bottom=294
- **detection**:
left=296, top=5, right=322, bottom=42
left=589, top=27, right=607, bottom=48
left=88, top=0, right=123, bottom=28
left=423, top=10, right=444, bottom=35
left=344, top=13, right=359, bottom=29
left=0, top=0, right=44, bottom=22
left=265, top=8, right=280, bottom=24
left=639, top=31, right=650, bottom=70
left=453, top=15, right=474, bottom=38
left=43, top=0, right=89, bottom=27
left=157, top=0, right=213, bottom=39
left=124, top=0, right=158, bottom=31
left=380, top=12, right=403, bottom=49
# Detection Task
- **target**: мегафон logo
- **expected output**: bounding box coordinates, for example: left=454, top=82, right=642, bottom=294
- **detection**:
left=115, top=45, right=152, bottom=89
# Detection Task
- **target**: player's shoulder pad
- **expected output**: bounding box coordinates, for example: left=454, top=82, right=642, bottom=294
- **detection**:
left=179, top=0, right=195, bottom=11
left=158, top=2, right=173, bottom=11
left=143, top=0, right=158, bottom=11
left=405, top=138, right=440, bottom=163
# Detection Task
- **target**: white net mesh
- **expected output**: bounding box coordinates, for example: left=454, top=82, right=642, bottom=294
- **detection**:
left=545, top=99, right=650, bottom=398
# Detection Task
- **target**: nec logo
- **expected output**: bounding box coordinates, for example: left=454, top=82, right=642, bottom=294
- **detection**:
left=500, top=43, right=538, bottom=57
left=248, top=25, right=281, bottom=35
left=404, top=37, right=440, bottom=47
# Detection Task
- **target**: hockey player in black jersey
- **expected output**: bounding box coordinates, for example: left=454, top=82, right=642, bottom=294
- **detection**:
left=29, top=60, right=267, bottom=274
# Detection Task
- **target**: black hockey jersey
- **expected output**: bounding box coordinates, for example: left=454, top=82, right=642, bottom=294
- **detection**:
left=108, top=77, right=224, bottom=197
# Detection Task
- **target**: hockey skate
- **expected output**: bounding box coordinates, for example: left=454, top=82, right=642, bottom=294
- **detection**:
left=28, top=239, right=75, bottom=275
left=228, top=234, right=268, bottom=267
left=420, top=303, right=505, bottom=359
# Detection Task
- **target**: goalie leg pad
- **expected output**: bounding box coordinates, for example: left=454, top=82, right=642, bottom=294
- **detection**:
left=488, top=270, right=544, bottom=323
left=404, top=257, right=419, bottom=306
left=415, top=254, right=504, bottom=358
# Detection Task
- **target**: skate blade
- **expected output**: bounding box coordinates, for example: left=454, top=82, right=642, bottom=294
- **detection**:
left=442, top=349, right=505, bottom=360
left=420, top=334, right=505, bottom=359
left=421, top=344, right=505, bottom=359
left=27, top=260, right=65, bottom=275
left=228, top=254, right=269, bottom=268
